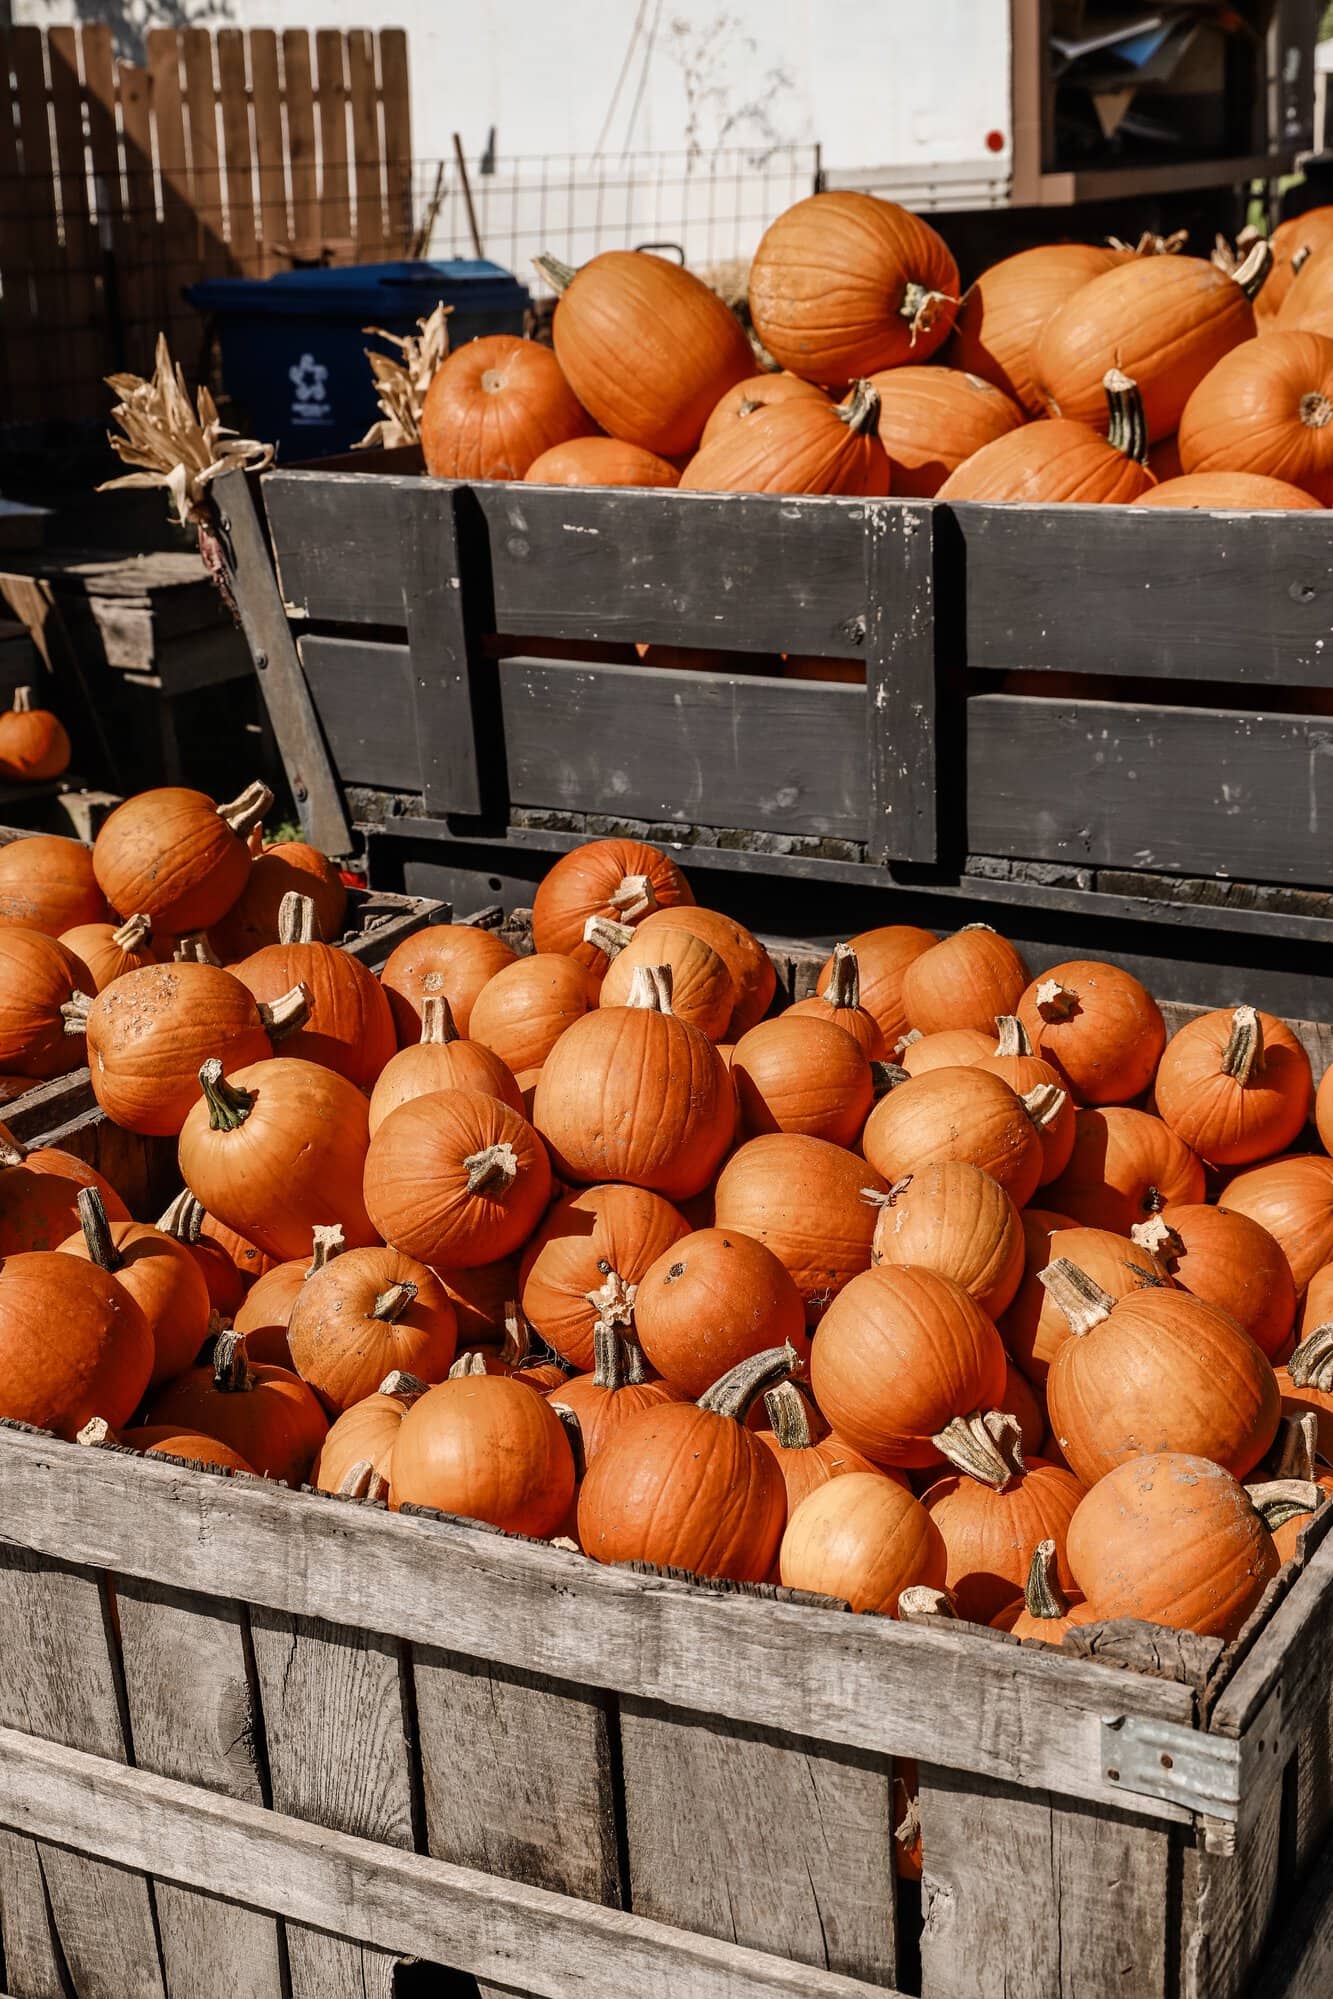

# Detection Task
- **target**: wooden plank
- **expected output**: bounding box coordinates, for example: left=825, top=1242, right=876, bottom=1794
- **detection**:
left=916, top=1765, right=1174, bottom=1999
left=378, top=29, right=411, bottom=254
left=0, top=1726, right=892, bottom=1999
left=298, top=635, right=420, bottom=791
left=313, top=30, right=350, bottom=248
left=247, top=30, right=288, bottom=273
left=77, top=25, right=124, bottom=390
left=0, top=1430, right=1198, bottom=1819
left=45, top=28, right=105, bottom=420
left=621, top=1699, right=897, bottom=1987
left=214, top=30, right=257, bottom=275
left=117, top=1580, right=284, bottom=1999
left=1180, top=1781, right=1283, bottom=1999
left=346, top=29, right=384, bottom=259
left=1250, top=1822, right=1333, bottom=1998
left=1214, top=1537, right=1333, bottom=1741
left=115, top=56, right=162, bottom=368
left=864, top=501, right=936, bottom=865
left=955, top=502, right=1333, bottom=688
left=181, top=29, right=223, bottom=277
left=401, top=482, right=499, bottom=818
left=145, top=30, right=197, bottom=359
left=280, top=31, right=317, bottom=255
left=0, top=1548, right=165, bottom=1997
left=0, top=30, right=40, bottom=404
left=0, top=1824, right=66, bottom=1998
left=1293, top=1679, right=1333, bottom=1874
left=7, top=28, right=64, bottom=410
left=969, top=695, right=1333, bottom=888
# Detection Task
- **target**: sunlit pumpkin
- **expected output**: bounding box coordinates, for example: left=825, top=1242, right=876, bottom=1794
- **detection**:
left=421, top=334, right=592, bottom=480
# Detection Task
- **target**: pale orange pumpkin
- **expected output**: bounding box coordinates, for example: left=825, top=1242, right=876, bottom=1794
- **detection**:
left=818, top=925, right=936, bottom=1048
left=532, top=838, right=693, bottom=972
left=680, top=380, right=891, bottom=497
left=1154, top=1006, right=1312, bottom=1167
left=287, top=1246, right=458, bottom=1413
left=787, top=942, right=885, bottom=1058
left=713, top=1132, right=887, bottom=1321
left=635, top=905, right=775, bottom=1038
left=598, top=920, right=734, bottom=1041
left=1177, top=331, right=1333, bottom=504
left=379, top=924, right=517, bottom=1043
left=1131, top=1204, right=1296, bottom=1364
left=1043, top=1107, right=1205, bottom=1235
left=1015, top=960, right=1165, bottom=1107
left=367, top=994, right=523, bottom=1136
left=947, top=242, right=1123, bottom=413
left=868, top=365, right=1024, bottom=497
left=700, top=372, right=828, bottom=446
left=938, top=371, right=1156, bottom=504
left=523, top=436, right=679, bottom=487
left=902, top=925, right=1030, bottom=1036
left=731, top=1013, right=873, bottom=1147
left=0, top=834, right=106, bottom=936
left=364, top=1087, right=551, bottom=1270
left=467, top=953, right=601, bottom=1071
left=519, top=1182, right=688, bottom=1371
left=1223, top=1153, right=1333, bottom=1297
left=1132, top=470, right=1323, bottom=510
left=868, top=1158, right=1025, bottom=1320
left=1001, top=1220, right=1168, bottom=1387
left=862, top=1065, right=1052, bottom=1211
left=779, top=1471, right=947, bottom=1614
left=420, top=334, right=592, bottom=480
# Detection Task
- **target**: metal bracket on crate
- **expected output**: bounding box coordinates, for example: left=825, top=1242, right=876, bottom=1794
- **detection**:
left=1100, top=1683, right=1283, bottom=1845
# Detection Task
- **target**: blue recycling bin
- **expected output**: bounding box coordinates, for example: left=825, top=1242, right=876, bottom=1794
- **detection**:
left=187, top=260, right=530, bottom=460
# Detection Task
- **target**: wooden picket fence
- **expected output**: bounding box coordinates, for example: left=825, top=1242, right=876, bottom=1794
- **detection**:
left=0, top=23, right=412, bottom=427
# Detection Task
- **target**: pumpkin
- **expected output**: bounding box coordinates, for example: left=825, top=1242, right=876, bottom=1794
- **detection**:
left=1001, top=1220, right=1168, bottom=1386
left=862, top=1065, right=1052, bottom=1210
left=1043, top=1107, right=1205, bottom=1235
left=234, top=892, right=395, bottom=1090
left=868, top=1159, right=1025, bottom=1319
left=902, top=925, right=1029, bottom=1037
left=1317, top=1066, right=1333, bottom=1158
left=1065, top=1451, right=1278, bottom=1640
left=1275, top=240, right=1333, bottom=333
left=868, top=366, right=1024, bottom=497
left=533, top=964, right=732, bottom=1200
left=380, top=924, right=517, bottom=1044
left=1277, top=1325, right=1333, bottom=1460
left=598, top=920, right=734, bottom=1041
left=209, top=839, right=347, bottom=961
left=946, top=242, right=1123, bottom=413
left=938, top=370, right=1156, bottom=504
left=0, top=834, right=104, bottom=935
left=450, top=1309, right=573, bottom=1395
left=420, top=334, right=591, bottom=480
left=779, top=1471, right=947, bottom=1614
left=59, top=1185, right=211, bottom=1392
left=578, top=1343, right=795, bottom=1580
left=700, top=372, right=828, bottom=445
left=1004, top=1357, right=1047, bottom=1458
left=755, top=1379, right=892, bottom=1518
left=633, top=1224, right=809, bottom=1399
left=1043, top=1257, right=1280, bottom=1485
left=977, top=1016, right=1077, bottom=1184
left=519, top=1182, right=687, bottom=1371
left=713, top=1132, right=887, bottom=1322
left=1251, top=1470, right=1329, bottom=1567
left=920, top=1412, right=1084, bottom=1623
left=233, top=1225, right=344, bottom=1369
left=155, top=1188, right=247, bottom=1317
left=93, top=782, right=271, bottom=933
left=532, top=839, right=693, bottom=972
left=58, top=913, right=157, bottom=992
left=636, top=905, right=775, bottom=1037
left=462, top=952, right=598, bottom=1072
left=119, top=1426, right=255, bottom=1474
left=1221, top=1155, right=1333, bottom=1298
left=1015, top=960, right=1165, bottom=1107
left=731, top=1013, right=872, bottom=1147
left=1033, top=244, right=1270, bottom=443
left=178, top=1055, right=377, bottom=1261
left=810, top=1263, right=1008, bottom=1469
left=537, top=248, right=753, bottom=457
left=549, top=1324, right=688, bottom=1465
left=748, top=192, right=959, bottom=382
left=1132, top=470, right=1323, bottom=510
left=145, top=1328, right=327, bottom=1484
left=365, top=1086, right=550, bottom=1270
left=74, top=959, right=304, bottom=1137
left=391, top=1367, right=575, bottom=1535
left=680, top=379, right=891, bottom=497
left=787, top=943, right=885, bottom=1058
left=287, top=1246, right=457, bottom=1414
left=1257, top=211, right=1333, bottom=322
left=0, top=929, right=92, bottom=1078
left=0, top=1249, right=152, bottom=1438
left=819, top=926, right=936, bottom=1049
left=897, top=1028, right=992, bottom=1078
left=993, top=1538, right=1091, bottom=1643
left=0, top=687, right=70, bottom=781
left=1301, top=1261, right=1333, bottom=1343
left=1128, top=1205, right=1294, bottom=1364
left=524, top=434, right=681, bottom=487
left=313, top=1370, right=426, bottom=1499
left=367, top=994, right=522, bottom=1137
left=431, top=1258, right=518, bottom=1353
left=1155, top=1006, right=1311, bottom=1167
left=1176, top=330, right=1333, bottom=503
left=0, top=1120, right=129, bottom=1255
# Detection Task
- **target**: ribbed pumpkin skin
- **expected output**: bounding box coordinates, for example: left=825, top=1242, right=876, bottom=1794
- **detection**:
left=520, top=1183, right=688, bottom=1370
left=713, top=1133, right=887, bottom=1321
left=380, top=926, right=517, bottom=1044
left=902, top=930, right=1029, bottom=1036
left=59, top=920, right=157, bottom=992
left=680, top=395, right=891, bottom=497
left=947, top=243, right=1123, bottom=412
left=634, top=1227, right=809, bottom=1398
left=731, top=1014, right=872, bottom=1147
left=549, top=252, right=753, bottom=457
left=0, top=1251, right=152, bottom=1437
left=420, top=335, right=591, bottom=480
left=1299, top=1259, right=1333, bottom=1341
left=976, top=1047, right=1076, bottom=1185
left=757, top=1424, right=895, bottom=1518
left=701, top=372, right=828, bottom=446
left=232, top=1259, right=307, bottom=1368
left=922, top=1457, right=1085, bottom=1623
left=937, top=420, right=1156, bottom=504
left=600, top=925, right=734, bottom=1041
left=1034, top=256, right=1257, bottom=442
left=1148, top=1203, right=1296, bottom=1362
left=313, top=1387, right=414, bottom=1493
left=637, top=906, right=775, bottom=1038
left=1263, top=210, right=1333, bottom=320
left=1043, top=1108, right=1205, bottom=1235
left=122, top=1427, right=255, bottom=1473
left=532, top=839, right=694, bottom=971
left=0, top=701, right=69, bottom=781
left=211, top=842, right=347, bottom=960
left=1133, top=470, right=1324, bottom=510
left=1015, top=960, right=1166, bottom=1107
left=0, top=931, right=92, bottom=1078
left=287, top=1247, right=458, bottom=1413
left=1222, top=1154, right=1333, bottom=1297
left=0, top=1146, right=129, bottom=1255
left=1177, top=331, right=1333, bottom=504
left=0, top=835, right=105, bottom=935
left=1001, top=1223, right=1170, bottom=1386
left=869, top=366, right=1024, bottom=496
left=145, top=1357, right=328, bottom=1485
left=1276, top=248, right=1333, bottom=333
left=869, top=1159, right=1025, bottom=1319
left=779, top=1472, right=948, bottom=1613
left=862, top=1067, right=1045, bottom=1211
left=391, top=1374, right=574, bottom=1534
left=364, top=1088, right=551, bottom=1270
left=551, top=1367, right=687, bottom=1465
left=810, top=1264, right=1008, bottom=1468
left=1154, top=1009, right=1311, bottom=1166
left=235, top=938, right=396, bottom=1089
left=900, top=1028, right=994, bottom=1077
left=1066, top=1452, right=1278, bottom=1639
left=1047, top=1289, right=1280, bottom=1487
left=467, top=954, right=601, bottom=1071
left=57, top=1215, right=212, bottom=1391
left=749, top=193, right=959, bottom=382
left=368, top=1035, right=522, bottom=1136
left=93, top=788, right=252, bottom=933
left=523, top=436, right=679, bottom=487
left=85, top=962, right=273, bottom=1136
left=820, top=926, right=937, bottom=1048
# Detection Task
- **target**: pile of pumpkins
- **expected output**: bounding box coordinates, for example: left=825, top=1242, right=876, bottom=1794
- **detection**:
left=417, top=191, right=1333, bottom=511
left=0, top=788, right=1330, bottom=1693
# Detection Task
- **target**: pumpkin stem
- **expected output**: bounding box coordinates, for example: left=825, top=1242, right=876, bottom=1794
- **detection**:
left=994, top=1015, right=1033, bottom=1057
left=550, top=1399, right=587, bottom=1479
left=75, top=1185, right=122, bottom=1274
left=1287, top=1323, right=1333, bottom=1393
left=895, top=1030, right=923, bottom=1055
left=736, top=395, right=763, bottom=418
left=0, top=1118, right=27, bottom=1167
left=377, top=1368, right=428, bottom=1399
left=77, top=1416, right=115, bottom=1447
left=608, top=873, right=659, bottom=923
left=897, top=1585, right=958, bottom=1622
left=278, top=892, right=321, bottom=946
left=1266, top=1410, right=1320, bottom=1483
left=157, top=1188, right=204, bottom=1241
left=590, top=1318, right=629, bottom=1392
left=415, top=994, right=458, bottom=1046
left=1039, top=1256, right=1115, bottom=1335
left=584, top=1259, right=638, bottom=1341
left=111, top=913, right=152, bottom=952
left=696, top=1341, right=799, bottom=1423
left=763, top=1379, right=814, bottom=1449
left=1023, top=1538, right=1070, bottom=1620
left=371, top=1279, right=418, bottom=1323
left=1130, top=1214, right=1184, bottom=1268
left=212, top=1328, right=255, bottom=1393
left=871, top=1061, right=910, bottom=1098
left=1220, top=1005, right=1264, bottom=1086
left=1248, top=1478, right=1321, bottom=1534
left=533, top=251, right=577, bottom=293
left=173, top=932, right=224, bottom=966
left=822, top=942, right=861, bottom=1011
left=1022, top=1082, right=1068, bottom=1132
left=198, top=1058, right=254, bottom=1133
left=933, top=1408, right=1025, bottom=1489
left=501, top=1297, right=534, bottom=1369
left=625, top=963, right=675, bottom=1014
left=339, top=1459, right=391, bottom=1502
left=302, top=1224, right=344, bottom=1277
left=61, top=990, right=92, bottom=1037
left=899, top=281, right=956, bottom=344
left=836, top=379, right=880, bottom=436
left=1232, top=237, right=1274, bottom=300
left=1034, top=979, right=1079, bottom=1022
left=217, top=781, right=274, bottom=838
left=861, top=1173, right=915, bottom=1211
left=1103, top=370, right=1149, bottom=465
left=1300, top=391, right=1333, bottom=431
left=464, top=1141, right=519, bottom=1197
left=257, top=981, right=312, bottom=1042
left=1292, top=243, right=1314, bottom=278
left=11, top=685, right=35, bottom=713
left=583, top=914, right=635, bottom=961
left=449, top=1351, right=490, bottom=1378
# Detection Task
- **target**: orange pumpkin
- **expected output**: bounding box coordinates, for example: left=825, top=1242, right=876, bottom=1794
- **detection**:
left=976, top=1015, right=1077, bottom=1184
left=902, top=925, right=1029, bottom=1036
left=144, top=1328, right=327, bottom=1484
left=519, top=1182, right=688, bottom=1371
left=713, top=1132, right=887, bottom=1321
left=210, top=839, right=347, bottom=961
left=58, top=913, right=157, bottom=992
left=633, top=1225, right=809, bottom=1399
left=287, top=1246, right=458, bottom=1413
left=755, top=1379, right=893, bottom=1520
left=1154, top=1005, right=1311, bottom=1167
left=921, top=1415, right=1085, bottom=1623
left=232, top=1224, right=344, bottom=1369
left=993, top=1538, right=1092, bottom=1644
left=868, top=365, right=1024, bottom=496
left=93, top=782, right=270, bottom=934
left=1043, top=1107, right=1204, bottom=1235
left=787, top=942, right=885, bottom=1058
left=636, top=905, right=775, bottom=1038
left=155, top=1188, right=247, bottom=1317
left=0, top=687, right=70, bottom=781
left=58, top=1186, right=211, bottom=1392
left=119, top=1426, right=256, bottom=1474
left=818, top=925, right=936, bottom=1048
left=898, top=1027, right=994, bottom=1078
left=680, top=380, right=890, bottom=497
left=233, top=892, right=396, bottom=1089
left=1223, top=1154, right=1333, bottom=1298
left=0, top=929, right=92, bottom=1078
left=862, top=1065, right=1050, bottom=1211
left=364, top=1086, right=551, bottom=1270
left=313, top=1369, right=427, bottom=1498
left=700, top=372, right=828, bottom=446
left=779, top=1471, right=947, bottom=1613
left=0, top=1121, right=129, bottom=1256
left=0, top=1249, right=152, bottom=1437
left=599, top=920, right=734, bottom=1041
left=1131, top=1204, right=1296, bottom=1363
left=1276, top=247, right=1333, bottom=334
left=467, top=952, right=600, bottom=1071
left=1177, top=331, right=1333, bottom=504
left=391, top=1367, right=574, bottom=1534
left=1015, top=960, right=1165, bottom=1107
left=549, top=1323, right=688, bottom=1466
left=1277, top=1325, right=1333, bottom=1460
left=1132, top=470, right=1323, bottom=510
left=868, top=1159, right=1025, bottom=1319
left=523, top=435, right=679, bottom=487
left=0, top=833, right=105, bottom=935
left=379, top=924, right=517, bottom=1043
left=1261, top=210, right=1333, bottom=322
left=947, top=242, right=1123, bottom=413
left=1300, top=1260, right=1333, bottom=1342
left=532, top=838, right=693, bottom=973
left=1001, top=1220, right=1168, bottom=1386
left=367, top=993, right=522, bottom=1136
left=938, top=371, right=1156, bottom=503
left=731, top=1013, right=872, bottom=1147
left=420, top=334, right=591, bottom=480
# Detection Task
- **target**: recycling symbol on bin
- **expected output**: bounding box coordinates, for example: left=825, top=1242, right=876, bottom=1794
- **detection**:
left=289, top=352, right=331, bottom=425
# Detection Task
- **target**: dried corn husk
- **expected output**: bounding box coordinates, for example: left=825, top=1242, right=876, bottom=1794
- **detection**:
left=1105, top=229, right=1190, bottom=257
left=99, top=333, right=274, bottom=526
left=355, top=302, right=453, bottom=448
